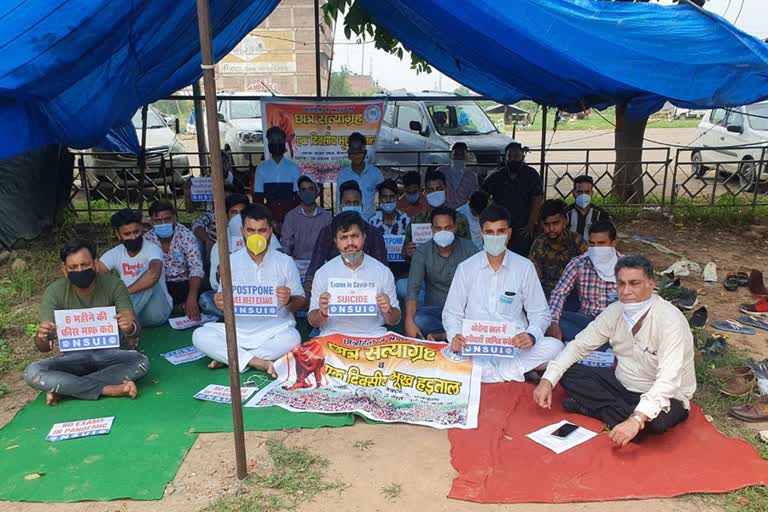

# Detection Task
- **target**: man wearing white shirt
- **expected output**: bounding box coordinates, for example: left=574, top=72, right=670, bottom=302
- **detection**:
left=335, top=132, right=384, bottom=221
left=96, top=209, right=172, bottom=327
left=456, top=190, right=488, bottom=250
left=193, top=205, right=305, bottom=375
left=534, top=255, right=696, bottom=446
left=308, top=211, right=400, bottom=337
left=443, top=205, right=563, bottom=383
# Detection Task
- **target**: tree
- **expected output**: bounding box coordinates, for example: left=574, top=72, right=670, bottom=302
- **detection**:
left=329, top=65, right=353, bottom=96
left=454, top=86, right=471, bottom=96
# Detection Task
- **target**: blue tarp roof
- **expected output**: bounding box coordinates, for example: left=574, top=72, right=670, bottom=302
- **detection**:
left=358, top=0, right=768, bottom=118
left=0, top=0, right=279, bottom=159
left=1, top=0, right=768, bottom=160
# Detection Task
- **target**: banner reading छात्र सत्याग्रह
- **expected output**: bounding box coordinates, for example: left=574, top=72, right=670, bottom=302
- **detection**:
left=260, top=98, right=386, bottom=183
left=246, top=332, right=482, bottom=429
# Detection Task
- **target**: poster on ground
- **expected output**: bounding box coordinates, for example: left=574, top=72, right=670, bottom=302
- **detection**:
left=246, top=332, right=482, bottom=429
left=46, top=416, right=115, bottom=442
left=260, top=98, right=387, bottom=183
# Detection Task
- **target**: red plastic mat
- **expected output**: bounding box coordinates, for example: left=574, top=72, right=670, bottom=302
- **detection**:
left=449, top=382, right=768, bottom=503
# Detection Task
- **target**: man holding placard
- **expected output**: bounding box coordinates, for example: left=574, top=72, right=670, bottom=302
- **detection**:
left=193, top=205, right=305, bottom=375
left=443, top=205, right=563, bottom=383
left=309, top=211, right=400, bottom=336
left=23, top=240, right=149, bottom=405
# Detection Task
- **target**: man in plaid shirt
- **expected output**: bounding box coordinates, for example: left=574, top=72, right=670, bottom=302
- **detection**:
left=547, top=220, right=619, bottom=342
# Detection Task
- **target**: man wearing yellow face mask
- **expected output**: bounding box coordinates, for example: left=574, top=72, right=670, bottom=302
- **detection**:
left=192, top=205, right=306, bottom=376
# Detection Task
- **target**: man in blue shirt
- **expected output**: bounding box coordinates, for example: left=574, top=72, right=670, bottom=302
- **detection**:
left=336, top=132, right=384, bottom=220
left=254, top=126, right=301, bottom=231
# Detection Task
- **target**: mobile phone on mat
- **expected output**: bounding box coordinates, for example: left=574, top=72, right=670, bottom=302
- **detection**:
left=551, top=422, right=580, bottom=438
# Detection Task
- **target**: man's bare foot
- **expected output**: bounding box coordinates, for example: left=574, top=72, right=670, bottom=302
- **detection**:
left=246, top=357, right=274, bottom=374
left=266, top=362, right=277, bottom=378
left=101, top=381, right=138, bottom=399
left=46, top=392, right=59, bottom=406
left=208, top=360, right=227, bottom=369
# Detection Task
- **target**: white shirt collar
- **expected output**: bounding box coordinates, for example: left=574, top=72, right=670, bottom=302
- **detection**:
left=480, top=250, right=512, bottom=271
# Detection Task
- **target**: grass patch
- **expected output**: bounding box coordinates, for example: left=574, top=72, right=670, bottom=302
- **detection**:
left=380, top=482, right=402, bottom=502
left=0, top=382, right=10, bottom=398
left=207, top=437, right=346, bottom=512
left=353, top=439, right=374, bottom=451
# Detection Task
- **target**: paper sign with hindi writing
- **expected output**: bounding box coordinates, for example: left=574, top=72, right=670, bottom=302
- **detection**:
left=384, top=235, right=405, bottom=262
left=161, top=346, right=206, bottom=365
left=46, top=416, right=115, bottom=442
left=190, top=177, right=214, bottom=202
left=194, top=384, right=257, bottom=404
left=411, top=223, right=433, bottom=245
left=232, top=283, right=278, bottom=317
left=54, top=307, right=120, bottom=352
left=578, top=349, right=615, bottom=368
left=168, top=314, right=219, bottom=330
left=461, top=319, right=520, bottom=358
left=328, top=278, right=377, bottom=316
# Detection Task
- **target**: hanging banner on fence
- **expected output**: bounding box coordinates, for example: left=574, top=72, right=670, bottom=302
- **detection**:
left=53, top=307, right=120, bottom=352
left=260, top=98, right=386, bottom=183
left=190, top=177, right=214, bottom=202
left=232, top=283, right=278, bottom=317
left=246, top=332, right=482, bottom=429
left=46, top=416, right=115, bottom=442
left=384, top=235, right=405, bottom=262
left=328, top=278, right=377, bottom=316
left=461, top=319, right=520, bottom=358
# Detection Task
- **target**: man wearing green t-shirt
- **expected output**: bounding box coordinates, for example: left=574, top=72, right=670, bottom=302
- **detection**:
left=23, top=240, right=150, bottom=405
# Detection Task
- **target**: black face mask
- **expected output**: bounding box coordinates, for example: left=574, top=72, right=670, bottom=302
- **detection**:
left=268, top=141, right=286, bottom=156
left=123, top=238, right=143, bottom=253
left=68, top=268, right=96, bottom=289
left=506, top=160, right=523, bottom=173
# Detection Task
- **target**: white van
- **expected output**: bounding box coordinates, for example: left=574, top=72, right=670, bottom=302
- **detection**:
left=692, top=102, right=768, bottom=188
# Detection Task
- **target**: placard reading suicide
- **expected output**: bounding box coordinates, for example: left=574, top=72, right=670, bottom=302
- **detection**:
left=461, top=319, right=520, bottom=358
left=328, top=278, right=377, bottom=316
left=232, top=283, right=278, bottom=317
left=54, top=307, right=120, bottom=352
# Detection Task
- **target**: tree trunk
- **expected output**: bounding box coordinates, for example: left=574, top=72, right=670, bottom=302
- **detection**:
left=612, top=103, right=648, bottom=203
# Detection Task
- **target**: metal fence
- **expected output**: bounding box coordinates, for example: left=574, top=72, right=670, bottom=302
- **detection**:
left=69, top=143, right=768, bottom=219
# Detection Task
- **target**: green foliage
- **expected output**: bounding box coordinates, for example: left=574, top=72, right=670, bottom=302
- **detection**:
left=330, top=65, right=354, bottom=96
left=381, top=482, right=402, bottom=501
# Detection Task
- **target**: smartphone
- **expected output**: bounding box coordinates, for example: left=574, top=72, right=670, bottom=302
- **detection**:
left=551, top=422, right=580, bottom=438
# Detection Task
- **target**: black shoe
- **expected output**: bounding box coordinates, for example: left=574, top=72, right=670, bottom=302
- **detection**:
left=524, top=370, right=542, bottom=384
left=672, top=287, right=698, bottom=310
left=562, top=397, right=592, bottom=417
left=689, top=306, right=708, bottom=328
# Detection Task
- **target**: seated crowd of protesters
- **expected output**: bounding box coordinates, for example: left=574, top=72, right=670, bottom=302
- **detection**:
left=24, top=135, right=696, bottom=444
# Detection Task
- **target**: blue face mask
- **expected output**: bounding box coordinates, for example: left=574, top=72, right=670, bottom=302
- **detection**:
left=154, top=223, right=174, bottom=239
left=342, top=206, right=363, bottom=216
left=575, top=193, right=592, bottom=209
left=380, top=202, right=397, bottom=214
left=406, top=193, right=421, bottom=204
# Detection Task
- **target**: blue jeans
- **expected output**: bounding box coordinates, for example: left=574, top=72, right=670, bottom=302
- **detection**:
left=130, top=281, right=172, bottom=327
left=415, top=305, right=444, bottom=336
left=560, top=311, right=609, bottom=351
left=199, top=290, right=223, bottom=319
left=396, top=278, right=424, bottom=308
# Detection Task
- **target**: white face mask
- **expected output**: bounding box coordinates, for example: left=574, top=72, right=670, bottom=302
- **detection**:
left=483, top=234, right=507, bottom=256
left=426, top=190, right=446, bottom=208
left=432, top=230, right=455, bottom=248
left=621, top=296, right=654, bottom=333
left=588, top=246, right=618, bottom=283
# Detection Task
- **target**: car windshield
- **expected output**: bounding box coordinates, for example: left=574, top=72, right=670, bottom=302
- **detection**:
left=747, top=104, right=768, bottom=131
left=426, top=102, right=497, bottom=135
left=230, top=101, right=262, bottom=119
left=131, top=109, right=166, bottom=129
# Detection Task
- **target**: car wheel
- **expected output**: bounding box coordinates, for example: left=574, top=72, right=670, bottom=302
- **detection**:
left=691, top=151, right=708, bottom=178
left=739, top=159, right=757, bottom=191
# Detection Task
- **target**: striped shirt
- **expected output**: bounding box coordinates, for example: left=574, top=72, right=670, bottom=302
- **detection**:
left=438, top=164, right=479, bottom=209
left=549, top=253, right=620, bottom=322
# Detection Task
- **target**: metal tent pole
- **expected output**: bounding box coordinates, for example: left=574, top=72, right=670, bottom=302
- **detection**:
left=137, top=104, right=149, bottom=215
left=192, top=80, right=209, bottom=171
left=314, top=0, right=322, bottom=97
left=539, top=104, right=548, bottom=187
left=195, top=0, right=248, bottom=481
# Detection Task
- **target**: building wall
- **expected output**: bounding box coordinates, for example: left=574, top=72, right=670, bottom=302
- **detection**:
left=216, top=0, right=334, bottom=96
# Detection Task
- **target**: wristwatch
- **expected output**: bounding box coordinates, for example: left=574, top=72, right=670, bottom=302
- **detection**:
left=527, top=332, right=537, bottom=346
left=631, top=413, right=646, bottom=430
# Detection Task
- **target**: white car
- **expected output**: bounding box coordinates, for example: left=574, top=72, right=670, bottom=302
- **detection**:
left=692, top=102, right=768, bottom=188
left=216, top=92, right=272, bottom=170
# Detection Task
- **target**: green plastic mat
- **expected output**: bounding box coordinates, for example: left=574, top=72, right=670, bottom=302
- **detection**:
left=0, top=325, right=354, bottom=502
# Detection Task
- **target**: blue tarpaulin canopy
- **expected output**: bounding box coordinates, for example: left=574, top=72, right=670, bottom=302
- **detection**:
left=358, top=0, right=768, bottom=118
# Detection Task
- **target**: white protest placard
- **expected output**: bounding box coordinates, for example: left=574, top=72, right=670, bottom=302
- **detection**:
left=168, top=314, right=219, bottom=330
left=578, top=349, right=615, bottom=368
left=161, top=346, right=206, bottom=365
left=232, top=283, right=278, bottom=317
left=328, top=278, right=377, bottom=316
left=384, top=235, right=405, bottom=262
left=526, top=420, right=598, bottom=454
left=461, top=319, right=520, bottom=358
left=54, top=307, right=120, bottom=352
left=46, top=416, right=115, bottom=442
left=230, top=236, right=245, bottom=252
left=190, top=177, right=214, bottom=202
left=411, top=223, right=433, bottom=245
left=194, top=384, right=257, bottom=404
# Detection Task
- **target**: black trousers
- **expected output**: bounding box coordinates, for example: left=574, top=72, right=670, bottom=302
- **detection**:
left=560, top=364, right=689, bottom=435
left=166, top=280, right=191, bottom=306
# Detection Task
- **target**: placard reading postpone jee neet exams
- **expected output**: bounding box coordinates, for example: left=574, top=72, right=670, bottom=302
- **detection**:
left=328, top=278, right=377, bottom=316
left=461, top=319, right=520, bottom=358
left=190, top=177, right=213, bottom=202
left=411, top=224, right=433, bottom=246
left=232, top=283, right=278, bottom=317
left=46, top=416, right=115, bottom=442
left=384, top=235, right=405, bottom=262
left=53, top=307, right=119, bottom=352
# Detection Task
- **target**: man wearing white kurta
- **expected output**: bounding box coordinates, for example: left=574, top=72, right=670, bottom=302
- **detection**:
left=193, top=205, right=305, bottom=375
left=309, top=211, right=400, bottom=336
left=443, top=205, right=563, bottom=383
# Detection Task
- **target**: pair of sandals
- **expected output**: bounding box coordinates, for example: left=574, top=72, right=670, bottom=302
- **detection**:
left=724, top=271, right=749, bottom=292
left=714, top=365, right=755, bottom=397
left=711, top=316, right=768, bottom=335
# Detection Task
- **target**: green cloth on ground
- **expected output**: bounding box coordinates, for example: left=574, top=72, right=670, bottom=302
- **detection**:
left=0, top=325, right=354, bottom=503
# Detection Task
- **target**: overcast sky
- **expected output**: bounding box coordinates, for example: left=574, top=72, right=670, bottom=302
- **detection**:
left=331, top=0, right=768, bottom=93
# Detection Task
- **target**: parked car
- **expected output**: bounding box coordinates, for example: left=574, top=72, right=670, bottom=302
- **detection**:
left=692, top=102, right=768, bottom=188
left=215, top=91, right=272, bottom=170
left=374, top=91, right=516, bottom=175
left=81, top=106, right=190, bottom=193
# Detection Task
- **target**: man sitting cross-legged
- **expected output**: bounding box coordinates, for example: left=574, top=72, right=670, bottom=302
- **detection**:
left=23, top=240, right=149, bottom=405
left=192, top=205, right=305, bottom=376
left=442, top=205, right=563, bottom=383
left=534, top=255, right=696, bottom=446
